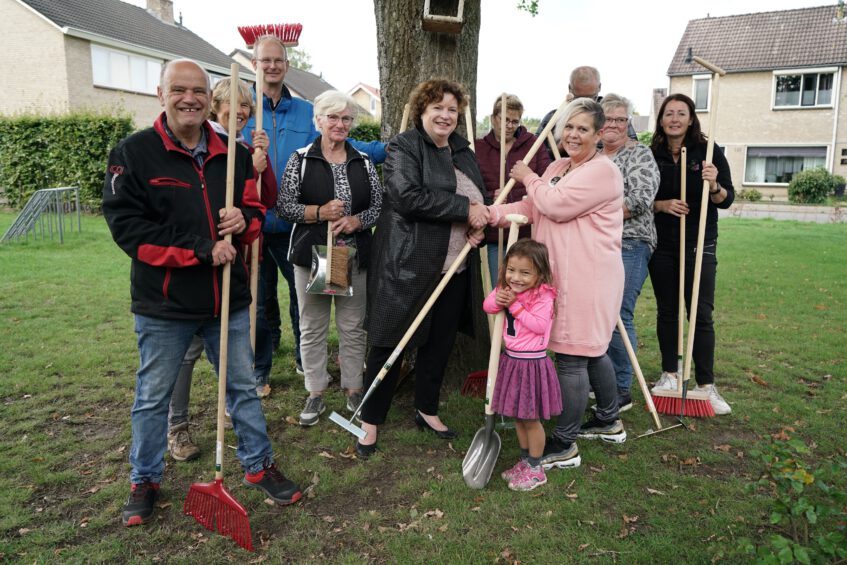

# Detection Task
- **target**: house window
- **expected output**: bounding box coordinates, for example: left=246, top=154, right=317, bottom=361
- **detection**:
left=370, top=98, right=376, bottom=111
left=91, top=44, right=161, bottom=95
left=693, top=75, right=710, bottom=111
left=744, top=146, right=827, bottom=184
left=773, top=70, right=834, bottom=108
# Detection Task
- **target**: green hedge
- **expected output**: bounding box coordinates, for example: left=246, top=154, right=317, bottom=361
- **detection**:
left=0, top=113, right=134, bottom=210
left=350, top=119, right=381, bottom=143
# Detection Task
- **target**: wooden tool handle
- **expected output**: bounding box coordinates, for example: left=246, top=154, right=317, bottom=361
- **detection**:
left=399, top=103, right=410, bottom=133
left=215, top=63, right=240, bottom=480
left=683, top=71, right=722, bottom=385
left=547, top=132, right=562, bottom=160
left=484, top=214, right=528, bottom=416
left=617, top=317, right=662, bottom=430
left=677, top=147, right=686, bottom=379
left=325, top=220, right=333, bottom=283
left=465, top=98, right=475, bottom=148
left=499, top=93, right=507, bottom=191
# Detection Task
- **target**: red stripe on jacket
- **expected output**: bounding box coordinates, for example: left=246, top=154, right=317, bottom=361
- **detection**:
left=138, top=244, right=201, bottom=267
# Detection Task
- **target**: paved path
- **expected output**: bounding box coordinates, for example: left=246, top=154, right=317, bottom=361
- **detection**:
left=719, top=202, right=846, bottom=224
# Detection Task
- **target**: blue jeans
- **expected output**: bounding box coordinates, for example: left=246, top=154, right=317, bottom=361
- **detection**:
left=262, top=232, right=301, bottom=364
left=130, top=309, right=273, bottom=484
left=607, top=239, right=653, bottom=391
left=486, top=243, right=502, bottom=289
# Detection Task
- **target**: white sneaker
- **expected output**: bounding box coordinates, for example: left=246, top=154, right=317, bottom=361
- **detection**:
left=696, top=384, right=732, bottom=415
left=651, top=371, right=678, bottom=393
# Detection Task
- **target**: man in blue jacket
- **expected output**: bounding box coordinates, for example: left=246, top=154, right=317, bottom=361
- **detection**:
left=243, top=34, right=385, bottom=388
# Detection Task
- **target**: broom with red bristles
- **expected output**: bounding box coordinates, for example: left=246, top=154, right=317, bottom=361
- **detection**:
left=651, top=52, right=727, bottom=419
left=183, top=64, right=253, bottom=551
left=237, top=23, right=303, bottom=48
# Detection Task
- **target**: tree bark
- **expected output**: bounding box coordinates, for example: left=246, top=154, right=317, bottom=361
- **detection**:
left=374, top=0, right=488, bottom=378
left=374, top=0, right=481, bottom=137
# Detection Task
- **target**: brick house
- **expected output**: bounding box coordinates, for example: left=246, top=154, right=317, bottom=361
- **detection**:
left=1, top=0, right=251, bottom=128
left=668, top=5, right=847, bottom=199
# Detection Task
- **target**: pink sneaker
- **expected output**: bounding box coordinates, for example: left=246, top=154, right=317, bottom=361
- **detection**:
left=500, top=460, right=529, bottom=481
left=508, top=465, right=547, bottom=491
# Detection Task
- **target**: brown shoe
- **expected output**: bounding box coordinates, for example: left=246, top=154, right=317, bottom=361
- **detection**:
left=168, top=422, right=200, bottom=461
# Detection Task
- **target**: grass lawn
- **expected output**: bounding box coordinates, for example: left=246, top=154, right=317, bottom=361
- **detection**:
left=0, top=213, right=845, bottom=563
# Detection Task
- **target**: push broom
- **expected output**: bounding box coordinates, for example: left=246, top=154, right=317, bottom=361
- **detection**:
left=183, top=64, right=253, bottom=552
left=331, top=94, right=574, bottom=439
left=651, top=50, right=726, bottom=418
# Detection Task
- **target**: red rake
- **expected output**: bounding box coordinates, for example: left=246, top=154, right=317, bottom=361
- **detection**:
left=461, top=370, right=487, bottom=398
left=184, top=479, right=252, bottom=551
left=237, top=23, right=303, bottom=48
left=183, top=64, right=253, bottom=552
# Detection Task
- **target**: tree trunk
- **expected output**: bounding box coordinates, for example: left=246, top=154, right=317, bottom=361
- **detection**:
left=373, top=0, right=488, bottom=380
left=374, top=0, right=481, bottom=137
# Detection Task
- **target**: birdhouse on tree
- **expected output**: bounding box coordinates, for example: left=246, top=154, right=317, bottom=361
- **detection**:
left=422, top=0, right=465, bottom=34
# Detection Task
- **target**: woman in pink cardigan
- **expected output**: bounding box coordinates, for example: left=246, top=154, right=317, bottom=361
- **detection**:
left=487, top=98, right=626, bottom=471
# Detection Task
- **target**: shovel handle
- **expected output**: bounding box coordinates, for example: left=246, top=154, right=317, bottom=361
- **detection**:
left=484, top=214, right=527, bottom=415
left=616, top=317, right=662, bottom=430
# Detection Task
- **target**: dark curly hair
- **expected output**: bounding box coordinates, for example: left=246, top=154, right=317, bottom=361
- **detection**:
left=408, top=78, right=468, bottom=131
left=650, top=93, right=707, bottom=152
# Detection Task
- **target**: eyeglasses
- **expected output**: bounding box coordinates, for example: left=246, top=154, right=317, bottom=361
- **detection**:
left=495, top=116, right=521, bottom=127
left=604, top=117, right=629, bottom=126
left=257, top=58, right=287, bottom=67
left=323, top=114, right=354, bottom=126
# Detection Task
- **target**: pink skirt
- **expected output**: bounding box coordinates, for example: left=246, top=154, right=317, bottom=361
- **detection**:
left=490, top=350, right=562, bottom=420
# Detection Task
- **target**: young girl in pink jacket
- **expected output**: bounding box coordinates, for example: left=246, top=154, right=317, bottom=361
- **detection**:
left=483, top=239, right=561, bottom=491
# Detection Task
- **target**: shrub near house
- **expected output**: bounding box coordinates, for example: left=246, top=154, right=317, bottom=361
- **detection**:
left=787, top=167, right=837, bottom=204
left=0, top=113, right=134, bottom=210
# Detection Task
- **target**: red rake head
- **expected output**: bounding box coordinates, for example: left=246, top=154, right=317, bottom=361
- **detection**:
left=185, top=478, right=253, bottom=551
left=460, top=370, right=488, bottom=399
left=237, top=24, right=303, bottom=48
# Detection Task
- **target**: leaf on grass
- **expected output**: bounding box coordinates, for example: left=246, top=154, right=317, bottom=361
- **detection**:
left=362, top=522, right=370, bottom=532
left=426, top=467, right=435, bottom=474
left=814, top=303, right=827, bottom=310
left=714, top=444, right=731, bottom=452
left=155, top=501, right=172, bottom=510
left=318, top=451, right=335, bottom=459
left=18, top=528, right=31, bottom=536
left=424, top=509, right=444, bottom=519
left=285, top=416, right=299, bottom=425
left=470, top=506, right=481, bottom=512
left=447, top=442, right=456, bottom=452
left=85, top=486, right=99, bottom=494
left=437, top=524, right=448, bottom=532
left=623, top=514, right=639, bottom=524
left=322, top=516, right=334, bottom=523
left=617, top=454, right=628, bottom=461
left=578, top=543, right=589, bottom=552
left=377, top=526, right=389, bottom=533
left=263, top=498, right=275, bottom=506
left=750, top=374, right=768, bottom=387
left=339, top=446, right=357, bottom=459
left=545, top=510, right=553, bottom=517
left=565, top=493, right=578, bottom=500
left=681, top=457, right=700, bottom=466
left=646, top=488, right=666, bottom=496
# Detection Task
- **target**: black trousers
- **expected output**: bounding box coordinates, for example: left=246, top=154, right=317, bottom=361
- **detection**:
left=647, top=240, right=717, bottom=385
left=360, top=270, right=468, bottom=426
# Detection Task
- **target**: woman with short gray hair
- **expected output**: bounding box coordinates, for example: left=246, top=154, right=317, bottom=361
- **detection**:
left=277, top=90, right=382, bottom=427
left=599, top=93, right=660, bottom=412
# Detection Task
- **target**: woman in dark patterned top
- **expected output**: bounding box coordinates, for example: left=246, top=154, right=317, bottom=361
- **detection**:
left=599, top=94, right=659, bottom=412
left=648, top=93, right=734, bottom=415
left=277, top=90, right=383, bottom=427
left=355, top=79, right=489, bottom=458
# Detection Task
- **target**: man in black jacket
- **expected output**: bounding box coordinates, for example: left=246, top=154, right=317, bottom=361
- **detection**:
left=103, top=59, right=301, bottom=527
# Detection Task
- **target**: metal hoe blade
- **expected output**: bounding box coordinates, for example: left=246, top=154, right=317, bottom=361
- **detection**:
left=328, top=410, right=366, bottom=440
left=462, top=416, right=501, bottom=489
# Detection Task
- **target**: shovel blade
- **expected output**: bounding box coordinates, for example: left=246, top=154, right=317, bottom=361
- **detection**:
left=461, top=417, right=501, bottom=489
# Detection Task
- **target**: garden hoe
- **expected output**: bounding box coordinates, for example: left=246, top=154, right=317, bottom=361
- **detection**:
left=462, top=214, right=527, bottom=490
left=184, top=65, right=253, bottom=552
left=330, top=94, right=574, bottom=439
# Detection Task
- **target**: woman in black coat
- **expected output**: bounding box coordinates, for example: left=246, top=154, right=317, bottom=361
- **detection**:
left=355, top=79, right=489, bottom=457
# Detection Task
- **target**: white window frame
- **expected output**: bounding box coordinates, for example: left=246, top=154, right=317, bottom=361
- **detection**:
left=742, top=145, right=828, bottom=186
left=692, top=74, right=711, bottom=112
left=771, top=67, right=836, bottom=110
left=91, top=44, right=162, bottom=96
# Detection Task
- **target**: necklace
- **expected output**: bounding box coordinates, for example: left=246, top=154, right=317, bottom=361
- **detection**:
left=563, top=150, right=598, bottom=176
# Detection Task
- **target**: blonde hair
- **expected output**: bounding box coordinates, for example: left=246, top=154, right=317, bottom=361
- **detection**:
left=210, top=78, right=255, bottom=122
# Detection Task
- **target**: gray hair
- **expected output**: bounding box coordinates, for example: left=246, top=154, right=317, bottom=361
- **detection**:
left=569, top=66, right=601, bottom=92
left=159, top=58, right=211, bottom=91
left=553, top=98, right=606, bottom=141
left=600, top=93, right=632, bottom=117
left=312, top=90, right=359, bottom=129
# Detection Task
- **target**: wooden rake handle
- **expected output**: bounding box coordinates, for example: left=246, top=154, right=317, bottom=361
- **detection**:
left=249, top=66, right=264, bottom=353
left=215, top=63, right=240, bottom=480
left=616, top=318, right=662, bottom=430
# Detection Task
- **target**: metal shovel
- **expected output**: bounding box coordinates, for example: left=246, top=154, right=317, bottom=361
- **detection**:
left=462, top=214, right=527, bottom=489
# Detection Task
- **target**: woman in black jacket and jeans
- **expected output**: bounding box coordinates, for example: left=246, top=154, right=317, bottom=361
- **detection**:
left=648, top=93, right=734, bottom=415
left=355, top=79, right=489, bottom=457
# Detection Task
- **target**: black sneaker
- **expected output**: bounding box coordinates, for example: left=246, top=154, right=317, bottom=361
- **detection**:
left=243, top=464, right=302, bottom=505
left=540, top=436, right=581, bottom=470
left=578, top=416, right=627, bottom=444
left=122, top=480, right=159, bottom=527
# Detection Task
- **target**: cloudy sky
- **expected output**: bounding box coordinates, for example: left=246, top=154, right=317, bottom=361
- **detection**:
left=128, top=0, right=826, bottom=121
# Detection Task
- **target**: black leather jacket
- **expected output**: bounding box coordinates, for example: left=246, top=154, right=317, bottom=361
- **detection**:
left=366, top=127, right=489, bottom=347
